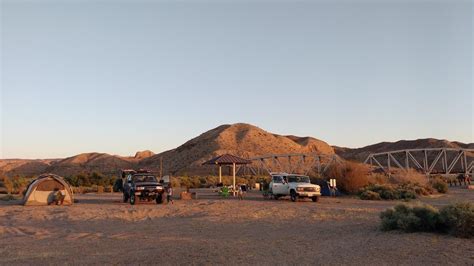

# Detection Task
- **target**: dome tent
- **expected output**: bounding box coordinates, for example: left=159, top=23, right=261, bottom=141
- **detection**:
left=23, top=174, right=74, bottom=206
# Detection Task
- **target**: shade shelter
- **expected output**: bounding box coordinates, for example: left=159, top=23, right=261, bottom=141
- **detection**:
left=203, top=154, right=251, bottom=196
left=23, top=174, right=74, bottom=206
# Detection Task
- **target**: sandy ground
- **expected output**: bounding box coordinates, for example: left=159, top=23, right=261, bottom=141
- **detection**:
left=0, top=188, right=473, bottom=265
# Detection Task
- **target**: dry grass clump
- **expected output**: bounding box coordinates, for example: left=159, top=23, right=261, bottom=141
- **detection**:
left=391, top=169, right=429, bottom=186
left=325, top=162, right=437, bottom=198
left=360, top=190, right=381, bottom=200
left=380, top=202, right=474, bottom=238
left=0, top=194, right=17, bottom=201
left=359, top=182, right=434, bottom=201
left=359, top=184, right=418, bottom=200
left=430, top=177, right=448, bottom=193
left=2, top=176, right=30, bottom=195
left=326, top=161, right=373, bottom=194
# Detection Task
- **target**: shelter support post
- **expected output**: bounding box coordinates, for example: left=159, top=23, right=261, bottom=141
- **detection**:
left=233, top=163, right=236, bottom=197
left=219, top=166, right=222, bottom=183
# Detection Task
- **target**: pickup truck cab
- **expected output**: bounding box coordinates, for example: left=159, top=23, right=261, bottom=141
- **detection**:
left=269, top=173, right=321, bottom=202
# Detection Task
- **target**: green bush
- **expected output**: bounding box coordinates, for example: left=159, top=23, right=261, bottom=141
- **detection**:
left=360, top=190, right=381, bottom=200
left=65, top=173, right=116, bottom=188
left=431, top=178, right=448, bottom=193
left=439, top=202, right=474, bottom=238
left=2, top=176, right=30, bottom=195
left=0, top=194, right=17, bottom=201
left=360, top=184, right=399, bottom=200
left=360, top=182, right=433, bottom=201
left=380, top=204, right=441, bottom=232
left=380, top=202, right=474, bottom=238
left=398, top=189, right=417, bottom=200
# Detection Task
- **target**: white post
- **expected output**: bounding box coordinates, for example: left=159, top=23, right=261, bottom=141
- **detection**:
left=219, top=166, right=222, bottom=183
left=233, top=163, right=236, bottom=197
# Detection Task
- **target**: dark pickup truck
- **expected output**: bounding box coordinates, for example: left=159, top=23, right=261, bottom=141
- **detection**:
left=114, top=170, right=164, bottom=205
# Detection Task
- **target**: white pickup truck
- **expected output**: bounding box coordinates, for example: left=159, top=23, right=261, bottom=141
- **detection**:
left=269, top=173, right=321, bottom=202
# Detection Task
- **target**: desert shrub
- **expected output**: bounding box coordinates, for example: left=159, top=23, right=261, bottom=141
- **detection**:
left=0, top=194, right=17, bottom=201
left=439, top=202, right=474, bottom=238
left=380, top=202, right=474, bottom=238
left=360, top=184, right=398, bottom=200
left=2, top=176, right=30, bottom=195
left=170, top=178, right=181, bottom=188
left=398, top=189, right=417, bottom=200
left=380, top=187, right=400, bottom=200
left=66, top=173, right=116, bottom=188
left=380, top=204, right=441, bottom=232
left=360, top=182, right=430, bottom=201
left=430, top=178, right=448, bottom=193
left=391, top=169, right=429, bottom=186
left=444, top=176, right=458, bottom=186
left=326, top=161, right=372, bottom=194
left=360, top=190, right=381, bottom=200
left=3, top=177, right=13, bottom=194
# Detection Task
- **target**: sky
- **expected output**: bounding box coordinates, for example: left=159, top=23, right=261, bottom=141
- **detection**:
left=0, top=0, right=473, bottom=159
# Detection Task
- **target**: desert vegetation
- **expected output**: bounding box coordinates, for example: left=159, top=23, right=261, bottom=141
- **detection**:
left=324, top=161, right=443, bottom=200
left=430, top=177, right=449, bottom=193
left=380, top=202, right=474, bottom=238
left=0, top=175, right=30, bottom=195
left=170, top=175, right=271, bottom=189
left=0, top=173, right=119, bottom=195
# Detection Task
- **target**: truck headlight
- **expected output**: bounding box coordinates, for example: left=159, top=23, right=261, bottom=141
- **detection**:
left=136, top=186, right=145, bottom=190
left=296, top=187, right=304, bottom=192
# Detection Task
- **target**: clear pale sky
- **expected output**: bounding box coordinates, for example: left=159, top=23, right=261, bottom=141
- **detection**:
left=1, top=0, right=473, bottom=159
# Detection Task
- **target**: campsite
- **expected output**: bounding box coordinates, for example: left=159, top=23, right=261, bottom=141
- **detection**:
left=2, top=1, right=473, bottom=264
left=0, top=187, right=473, bottom=265
left=1, top=124, right=473, bottom=264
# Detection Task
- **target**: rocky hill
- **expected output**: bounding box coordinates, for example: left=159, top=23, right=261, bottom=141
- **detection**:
left=139, top=123, right=335, bottom=175
left=44, top=153, right=136, bottom=176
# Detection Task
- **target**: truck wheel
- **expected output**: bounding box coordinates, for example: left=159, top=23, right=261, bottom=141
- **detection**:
left=290, top=190, right=297, bottom=202
left=123, top=193, right=129, bottom=203
left=156, top=194, right=163, bottom=204
left=312, top=196, right=319, bottom=202
left=130, top=193, right=136, bottom=205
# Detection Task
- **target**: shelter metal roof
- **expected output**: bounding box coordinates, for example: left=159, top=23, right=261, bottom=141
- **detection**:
left=202, top=154, right=252, bottom=165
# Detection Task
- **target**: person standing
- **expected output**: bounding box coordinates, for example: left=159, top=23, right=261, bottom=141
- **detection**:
left=166, top=185, right=174, bottom=204
left=237, top=185, right=244, bottom=200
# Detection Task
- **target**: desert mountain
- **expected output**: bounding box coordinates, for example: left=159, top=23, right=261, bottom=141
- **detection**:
left=42, top=153, right=136, bottom=177
left=1, top=123, right=471, bottom=177
left=334, top=138, right=474, bottom=162
left=133, top=150, right=155, bottom=160
left=140, top=123, right=334, bottom=175
left=0, top=159, right=58, bottom=177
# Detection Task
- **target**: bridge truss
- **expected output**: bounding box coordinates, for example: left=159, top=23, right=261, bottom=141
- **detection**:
left=364, top=148, right=474, bottom=176
left=237, top=153, right=344, bottom=176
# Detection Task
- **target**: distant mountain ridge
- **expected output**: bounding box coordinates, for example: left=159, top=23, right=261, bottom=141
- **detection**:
left=334, top=138, right=474, bottom=162
left=0, top=123, right=471, bottom=177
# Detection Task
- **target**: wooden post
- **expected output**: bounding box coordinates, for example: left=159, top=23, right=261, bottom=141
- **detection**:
left=219, top=165, right=222, bottom=183
left=160, top=156, right=163, bottom=178
left=233, top=163, right=236, bottom=197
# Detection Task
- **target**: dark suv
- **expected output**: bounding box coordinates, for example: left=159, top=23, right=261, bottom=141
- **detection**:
left=115, top=170, right=164, bottom=205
